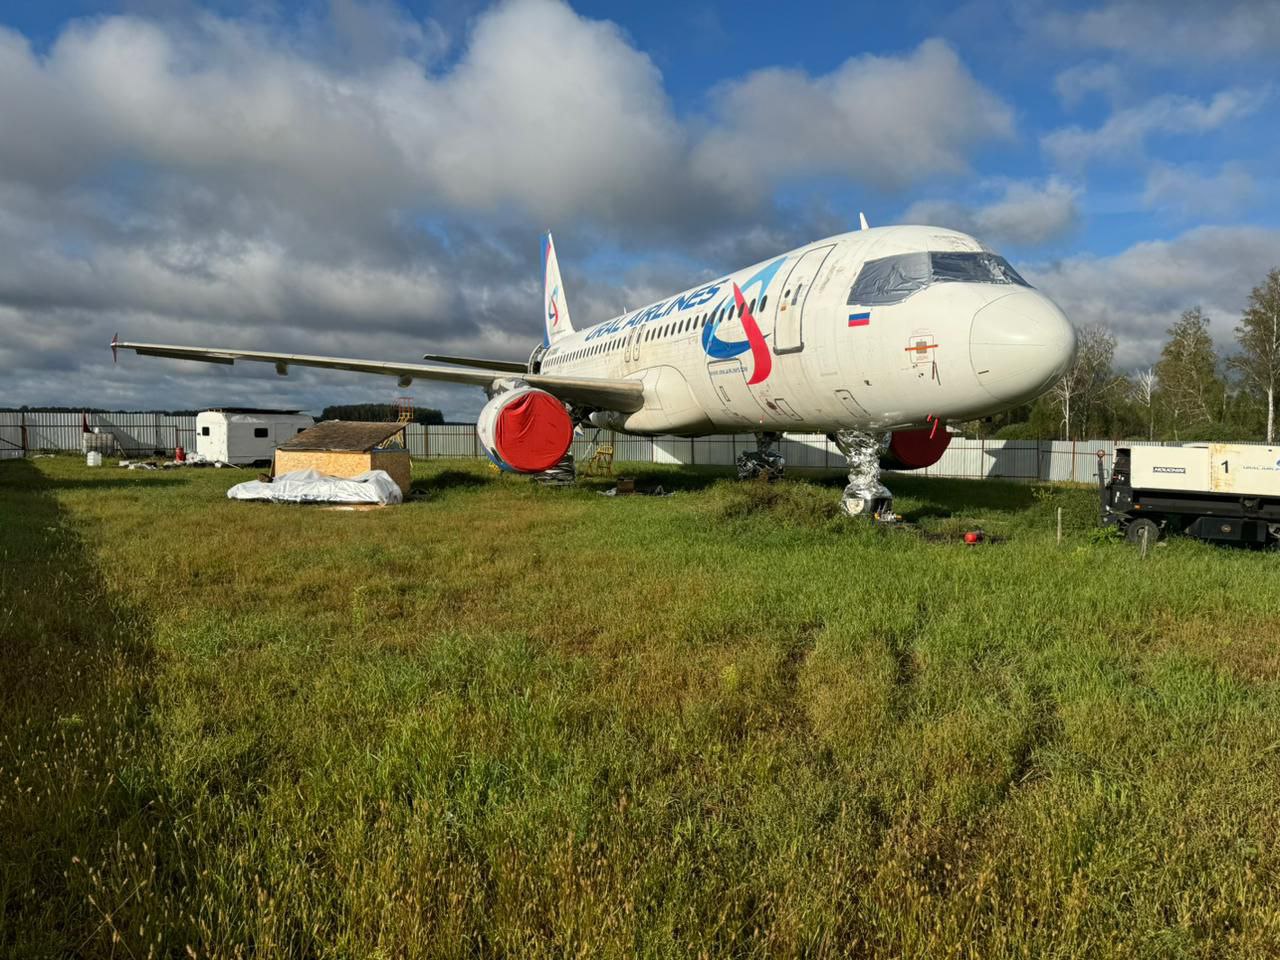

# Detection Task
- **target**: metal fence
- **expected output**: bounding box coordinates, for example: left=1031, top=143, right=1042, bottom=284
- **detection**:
left=0, top=409, right=1253, bottom=484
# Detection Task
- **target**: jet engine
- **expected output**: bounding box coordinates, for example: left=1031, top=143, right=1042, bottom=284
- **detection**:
left=880, top=426, right=952, bottom=470
left=476, top=384, right=573, bottom=473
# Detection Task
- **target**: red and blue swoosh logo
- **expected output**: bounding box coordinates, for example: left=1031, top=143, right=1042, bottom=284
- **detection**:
left=701, top=257, right=786, bottom=385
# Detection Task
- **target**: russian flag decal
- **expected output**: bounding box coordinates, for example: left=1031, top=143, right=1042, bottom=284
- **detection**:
left=848, top=312, right=871, bottom=327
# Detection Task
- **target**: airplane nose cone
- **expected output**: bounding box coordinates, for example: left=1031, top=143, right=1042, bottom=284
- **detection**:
left=970, top=291, right=1076, bottom=404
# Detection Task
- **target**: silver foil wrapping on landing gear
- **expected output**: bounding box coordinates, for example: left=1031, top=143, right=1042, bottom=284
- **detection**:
left=737, top=432, right=785, bottom=481
left=830, top=429, right=894, bottom=520
left=532, top=452, right=576, bottom=486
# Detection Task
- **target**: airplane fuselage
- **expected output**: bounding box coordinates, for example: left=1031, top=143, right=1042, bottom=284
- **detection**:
left=535, top=225, right=1075, bottom=436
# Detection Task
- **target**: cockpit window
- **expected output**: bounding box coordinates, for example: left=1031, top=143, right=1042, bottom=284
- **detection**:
left=848, top=251, right=1031, bottom=306
left=930, top=252, right=1030, bottom=287
left=846, top=251, right=931, bottom=306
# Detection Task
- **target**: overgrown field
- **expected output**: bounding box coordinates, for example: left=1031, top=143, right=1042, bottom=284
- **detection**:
left=3, top=455, right=1280, bottom=958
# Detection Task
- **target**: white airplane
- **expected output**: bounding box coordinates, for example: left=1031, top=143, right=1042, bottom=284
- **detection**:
left=113, top=221, right=1075, bottom=516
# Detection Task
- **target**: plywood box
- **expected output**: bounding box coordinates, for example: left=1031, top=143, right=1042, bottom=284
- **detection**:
left=273, top=421, right=412, bottom=495
left=273, top=448, right=411, bottom=495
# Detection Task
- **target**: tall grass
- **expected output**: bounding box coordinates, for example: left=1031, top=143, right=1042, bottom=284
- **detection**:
left=3, top=456, right=1280, bottom=957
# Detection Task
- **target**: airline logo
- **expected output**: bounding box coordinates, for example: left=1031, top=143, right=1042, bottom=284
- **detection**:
left=701, top=257, right=786, bottom=385
left=547, top=285, right=561, bottom=328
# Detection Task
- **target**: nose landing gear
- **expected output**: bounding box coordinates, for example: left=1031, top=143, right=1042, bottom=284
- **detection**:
left=737, top=431, right=785, bottom=481
left=830, top=429, right=895, bottom=521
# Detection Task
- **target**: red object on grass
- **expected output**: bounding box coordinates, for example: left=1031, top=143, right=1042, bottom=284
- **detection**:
left=175, top=446, right=186, bottom=462
left=963, top=531, right=982, bottom=544
left=493, top=390, right=572, bottom=472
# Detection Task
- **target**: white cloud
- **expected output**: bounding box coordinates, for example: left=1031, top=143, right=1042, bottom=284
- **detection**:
left=1142, top=162, right=1255, bottom=220
left=1027, top=226, right=1280, bottom=368
left=692, top=38, right=1014, bottom=193
left=0, top=3, right=1017, bottom=414
left=1044, top=1, right=1280, bottom=64
left=1053, top=62, right=1125, bottom=108
left=902, top=178, right=1080, bottom=248
left=1043, top=88, right=1268, bottom=170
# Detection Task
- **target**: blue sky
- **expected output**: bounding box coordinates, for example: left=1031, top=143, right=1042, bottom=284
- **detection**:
left=1, top=0, right=1278, bottom=416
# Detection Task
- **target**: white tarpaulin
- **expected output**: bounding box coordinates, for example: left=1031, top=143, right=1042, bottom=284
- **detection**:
left=227, top=468, right=403, bottom=505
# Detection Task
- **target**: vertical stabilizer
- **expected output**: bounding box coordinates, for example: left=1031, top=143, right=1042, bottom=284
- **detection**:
left=543, top=232, right=574, bottom=345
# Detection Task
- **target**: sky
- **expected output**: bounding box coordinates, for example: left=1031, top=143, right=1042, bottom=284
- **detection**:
left=2, top=0, right=1278, bottom=419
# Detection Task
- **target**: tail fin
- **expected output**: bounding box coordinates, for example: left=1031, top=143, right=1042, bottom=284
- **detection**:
left=543, top=231, right=574, bottom=346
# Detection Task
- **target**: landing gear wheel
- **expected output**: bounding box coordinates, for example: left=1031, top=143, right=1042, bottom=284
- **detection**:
left=1125, top=518, right=1160, bottom=546
left=737, top=432, right=785, bottom=481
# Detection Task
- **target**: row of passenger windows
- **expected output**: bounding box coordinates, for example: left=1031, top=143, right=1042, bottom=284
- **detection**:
left=543, top=294, right=769, bottom=369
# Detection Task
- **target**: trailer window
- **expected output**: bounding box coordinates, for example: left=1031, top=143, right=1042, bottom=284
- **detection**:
left=201, top=426, right=210, bottom=436
left=254, top=427, right=268, bottom=438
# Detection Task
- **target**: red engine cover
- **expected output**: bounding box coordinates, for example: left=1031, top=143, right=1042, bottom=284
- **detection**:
left=493, top=390, right=573, bottom=472
left=883, top=427, right=951, bottom=470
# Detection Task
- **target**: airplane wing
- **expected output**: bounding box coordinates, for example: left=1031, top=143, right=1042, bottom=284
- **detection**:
left=111, top=338, right=645, bottom=413
left=421, top=353, right=529, bottom=372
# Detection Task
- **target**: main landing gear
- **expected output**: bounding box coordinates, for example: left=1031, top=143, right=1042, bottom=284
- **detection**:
left=830, top=429, right=895, bottom=521
left=737, top=432, right=785, bottom=481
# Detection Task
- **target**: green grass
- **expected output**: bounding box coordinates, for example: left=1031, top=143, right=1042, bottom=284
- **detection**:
left=3, top=455, right=1280, bottom=958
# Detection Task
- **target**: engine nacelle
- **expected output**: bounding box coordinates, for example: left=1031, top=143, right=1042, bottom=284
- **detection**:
left=476, top=385, right=572, bottom=473
left=881, top=427, right=951, bottom=471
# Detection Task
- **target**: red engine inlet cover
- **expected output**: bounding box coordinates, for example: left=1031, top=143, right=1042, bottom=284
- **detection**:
left=883, top=426, right=951, bottom=470
left=493, top=390, right=573, bottom=473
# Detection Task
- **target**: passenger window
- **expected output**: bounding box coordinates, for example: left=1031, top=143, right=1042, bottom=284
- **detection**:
left=760, top=294, right=768, bottom=311
left=748, top=298, right=756, bottom=313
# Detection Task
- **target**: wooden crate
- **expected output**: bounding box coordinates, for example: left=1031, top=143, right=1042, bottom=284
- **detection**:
left=273, top=448, right=411, bottom=495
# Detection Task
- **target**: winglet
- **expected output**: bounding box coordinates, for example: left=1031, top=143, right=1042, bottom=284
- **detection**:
left=543, top=231, right=574, bottom=347
left=111, top=332, right=119, bottom=363
left=859, top=212, right=871, bottom=231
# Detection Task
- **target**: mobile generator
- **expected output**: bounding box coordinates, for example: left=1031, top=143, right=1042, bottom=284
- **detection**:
left=1100, top=444, right=1280, bottom=546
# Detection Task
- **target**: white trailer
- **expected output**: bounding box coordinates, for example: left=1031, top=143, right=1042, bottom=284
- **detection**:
left=1102, top=444, right=1280, bottom=546
left=195, top=410, right=315, bottom=465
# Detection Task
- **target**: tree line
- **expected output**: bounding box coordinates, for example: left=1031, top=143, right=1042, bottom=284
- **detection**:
left=974, top=267, right=1280, bottom=443
left=320, top=403, right=445, bottom=425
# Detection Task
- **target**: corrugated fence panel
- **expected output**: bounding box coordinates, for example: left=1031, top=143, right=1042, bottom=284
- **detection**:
left=0, top=415, right=21, bottom=460
left=8, top=412, right=1269, bottom=486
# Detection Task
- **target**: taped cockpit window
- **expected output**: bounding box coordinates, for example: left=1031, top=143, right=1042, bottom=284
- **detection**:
left=930, top=252, right=1030, bottom=287
left=847, top=252, right=931, bottom=306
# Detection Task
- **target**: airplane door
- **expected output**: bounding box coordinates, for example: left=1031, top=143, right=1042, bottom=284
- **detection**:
left=625, top=324, right=642, bottom=366
left=708, top=359, right=767, bottom=424
left=774, top=244, right=835, bottom=354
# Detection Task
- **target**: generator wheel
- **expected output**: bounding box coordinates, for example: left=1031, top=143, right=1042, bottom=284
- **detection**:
left=1125, top=518, right=1160, bottom=546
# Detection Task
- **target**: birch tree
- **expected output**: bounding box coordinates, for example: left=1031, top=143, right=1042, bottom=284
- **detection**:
left=1230, top=268, right=1280, bottom=443
left=1132, top=367, right=1157, bottom=440
left=1155, top=307, right=1221, bottom=440
left=1050, top=323, right=1115, bottom=439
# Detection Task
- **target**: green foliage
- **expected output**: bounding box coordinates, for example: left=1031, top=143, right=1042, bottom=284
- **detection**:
left=1231, top=267, right=1280, bottom=443
left=1086, top=524, right=1121, bottom=544
left=5, top=457, right=1280, bottom=957
left=321, top=402, right=445, bottom=425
